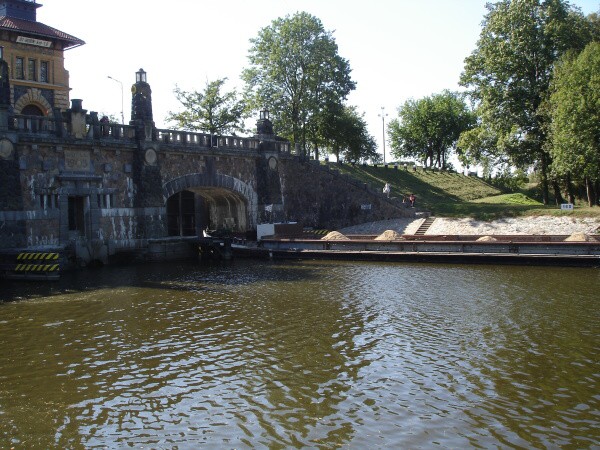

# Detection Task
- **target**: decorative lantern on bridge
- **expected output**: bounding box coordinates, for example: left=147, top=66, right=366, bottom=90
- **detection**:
left=256, top=107, right=274, bottom=136
left=131, top=68, right=153, bottom=123
left=135, top=68, right=147, bottom=83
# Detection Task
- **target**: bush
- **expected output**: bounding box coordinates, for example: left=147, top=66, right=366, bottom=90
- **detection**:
left=490, top=169, right=529, bottom=192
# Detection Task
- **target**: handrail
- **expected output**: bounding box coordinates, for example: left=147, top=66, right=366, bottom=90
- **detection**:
left=99, top=123, right=136, bottom=140
left=155, top=129, right=291, bottom=153
left=12, top=115, right=56, bottom=134
left=9, top=113, right=292, bottom=154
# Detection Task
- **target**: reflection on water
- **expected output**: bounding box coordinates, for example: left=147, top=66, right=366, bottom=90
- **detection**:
left=1, top=261, right=598, bottom=448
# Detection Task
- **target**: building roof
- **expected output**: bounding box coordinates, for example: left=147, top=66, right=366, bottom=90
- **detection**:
left=0, top=16, right=84, bottom=49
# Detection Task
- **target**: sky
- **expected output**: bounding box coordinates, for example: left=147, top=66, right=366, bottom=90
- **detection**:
left=38, top=0, right=599, bottom=166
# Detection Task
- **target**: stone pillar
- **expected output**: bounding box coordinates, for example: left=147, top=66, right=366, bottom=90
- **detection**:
left=130, top=69, right=156, bottom=142
left=89, top=111, right=100, bottom=139
left=67, top=99, right=88, bottom=139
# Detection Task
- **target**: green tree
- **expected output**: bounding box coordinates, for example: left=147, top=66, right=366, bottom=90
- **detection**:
left=98, top=113, right=120, bottom=124
left=242, top=12, right=355, bottom=158
left=460, top=0, right=591, bottom=204
left=166, top=78, right=247, bottom=135
left=388, top=91, right=475, bottom=168
left=587, top=12, right=600, bottom=41
left=549, top=42, right=600, bottom=207
left=319, top=105, right=379, bottom=163
left=457, top=125, right=503, bottom=168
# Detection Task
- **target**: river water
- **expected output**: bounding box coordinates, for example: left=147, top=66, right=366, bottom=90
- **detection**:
left=0, top=260, right=598, bottom=449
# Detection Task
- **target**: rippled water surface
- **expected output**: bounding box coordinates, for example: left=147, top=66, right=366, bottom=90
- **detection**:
left=1, top=260, right=598, bottom=448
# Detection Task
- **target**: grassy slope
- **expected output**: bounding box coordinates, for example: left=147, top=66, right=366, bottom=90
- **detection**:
left=331, top=163, right=600, bottom=220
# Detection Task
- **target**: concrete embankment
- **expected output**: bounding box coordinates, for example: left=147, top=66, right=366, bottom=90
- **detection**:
left=243, top=216, right=600, bottom=267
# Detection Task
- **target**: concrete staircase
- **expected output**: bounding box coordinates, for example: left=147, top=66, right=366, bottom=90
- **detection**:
left=414, top=217, right=435, bottom=236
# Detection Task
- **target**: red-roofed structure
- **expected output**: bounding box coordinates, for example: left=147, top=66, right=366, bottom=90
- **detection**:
left=0, top=0, right=85, bottom=113
left=0, top=16, right=84, bottom=49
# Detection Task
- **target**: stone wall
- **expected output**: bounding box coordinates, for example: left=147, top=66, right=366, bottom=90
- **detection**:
left=0, top=107, right=410, bottom=267
left=0, top=135, right=133, bottom=249
left=280, top=158, right=411, bottom=230
left=0, top=138, right=411, bottom=253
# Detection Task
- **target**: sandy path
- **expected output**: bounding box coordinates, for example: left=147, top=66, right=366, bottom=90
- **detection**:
left=339, top=216, right=600, bottom=236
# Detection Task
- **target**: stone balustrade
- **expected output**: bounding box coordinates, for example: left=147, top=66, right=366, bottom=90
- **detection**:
left=100, top=123, right=136, bottom=140
left=10, top=112, right=291, bottom=154
left=13, top=115, right=57, bottom=134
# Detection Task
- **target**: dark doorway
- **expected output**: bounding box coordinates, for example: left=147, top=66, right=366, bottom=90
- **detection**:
left=21, top=104, right=44, bottom=115
left=167, top=190, right=196, bottom=236
left=68, top=196, right=86, bottom=236
left=21, top=104, right=44, bottom=132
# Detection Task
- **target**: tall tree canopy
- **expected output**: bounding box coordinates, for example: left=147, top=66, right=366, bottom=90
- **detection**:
left=549, top=42, right=600, bottom=206
left=388, top=91, right=475, bottom=168
left=320, top=105, right=379, bottom=163
left=242, top=12, right=355, bottom=158
left=460, top=0, right=592, bottom=204
left=166, top=78, right=247, bottom=135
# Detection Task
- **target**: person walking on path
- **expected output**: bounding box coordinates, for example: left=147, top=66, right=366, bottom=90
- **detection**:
left=383, top=183, right=391, bottom=198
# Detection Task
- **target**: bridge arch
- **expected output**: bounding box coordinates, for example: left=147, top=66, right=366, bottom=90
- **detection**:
left=163, top=172, right=258, bottom=235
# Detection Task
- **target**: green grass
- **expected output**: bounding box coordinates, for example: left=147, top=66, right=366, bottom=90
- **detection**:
left=474, top=193, right=541, bottom=205
left=327, top=162, right=600, bottom=220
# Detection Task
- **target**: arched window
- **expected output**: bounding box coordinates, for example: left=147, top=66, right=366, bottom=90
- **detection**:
left=21, top=104, right=44, bottom=116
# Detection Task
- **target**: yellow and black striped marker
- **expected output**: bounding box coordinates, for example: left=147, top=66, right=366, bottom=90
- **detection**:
left=14, top=263, right=60, bottom=272
left=17, top=252, right=59, bottom=261
left=15, top=253, right=60, bottom=272
left=304, top=229, right=330, bottom=235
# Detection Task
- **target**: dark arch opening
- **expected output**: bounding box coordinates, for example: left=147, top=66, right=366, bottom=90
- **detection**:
left=165, top=186, right=250, bottom=237
left=21, top=104, right=44, bottom=116
left=193, top=188, right=248, bottom=233
left=167, top=190, right=196, bottom=236
left=163, top=173, right=256, bottom=234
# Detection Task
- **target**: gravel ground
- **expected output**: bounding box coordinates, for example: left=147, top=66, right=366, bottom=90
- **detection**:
left=338, top=216, right=600, bottom=236
left=339, top=218, right=422, bottom=235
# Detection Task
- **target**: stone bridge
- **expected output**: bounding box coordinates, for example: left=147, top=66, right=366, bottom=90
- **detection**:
left=0, top=83, right=410, bottom=265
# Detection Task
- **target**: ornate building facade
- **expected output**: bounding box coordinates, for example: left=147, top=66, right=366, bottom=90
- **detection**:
left=0, top=0, right=84, bottom=115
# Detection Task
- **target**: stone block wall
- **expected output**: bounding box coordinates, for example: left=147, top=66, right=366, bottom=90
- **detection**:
left=0, top=139, right=151, bottom=251
left=279, top=158, right=411, bottom=230
left=1, top=125, right=410, bottom=261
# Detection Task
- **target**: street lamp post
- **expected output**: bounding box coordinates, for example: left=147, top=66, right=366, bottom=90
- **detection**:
left=107, top=75, right=124, bottom=125
left=378, top=106, right=388, bottom=164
